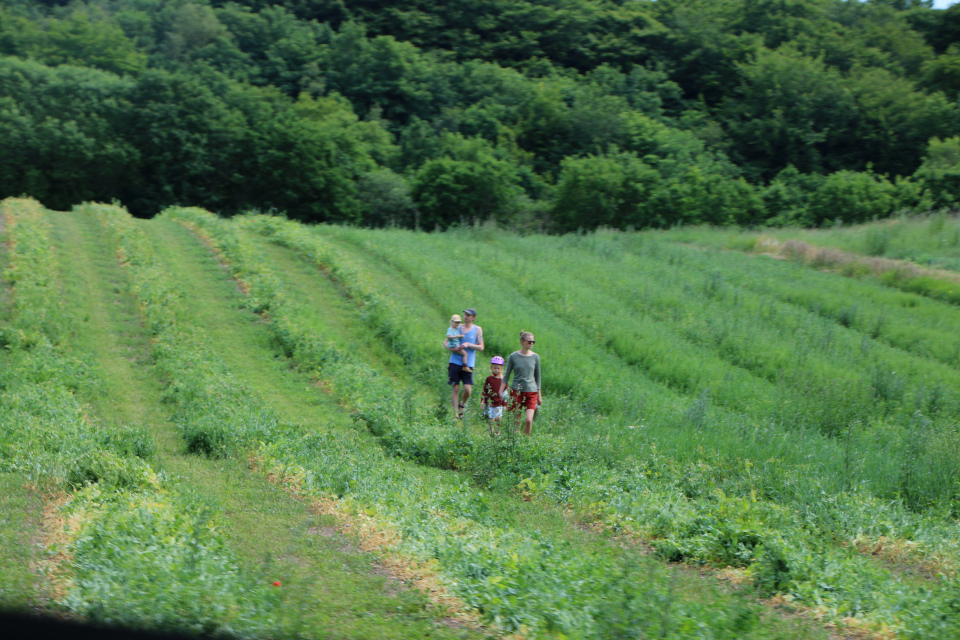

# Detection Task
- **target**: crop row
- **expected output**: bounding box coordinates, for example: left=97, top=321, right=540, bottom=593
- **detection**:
left=202, top=212, right=960, bottom=638
left=0, top=198, right=274, bottom=635
left=324, top=222, right=960, bottom=550
left=637, top=228, right=960, bottom=371
left=449, top=227, right=960, bottom=431
left=486, top=230, right=960, bottom=505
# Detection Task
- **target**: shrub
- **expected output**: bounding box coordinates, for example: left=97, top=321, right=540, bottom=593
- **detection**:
left=412, top=137, right=522, bottom=229
left=808, top=170, right=896, bottom=225
left=551, top=151, right=659, bottom=231
left=914, top=136, right=960, bottom=210
left=356, top=168, right=419, bottom=228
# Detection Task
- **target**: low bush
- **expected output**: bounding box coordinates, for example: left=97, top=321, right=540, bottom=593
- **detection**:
left=808, top=171, right=896, bottom=226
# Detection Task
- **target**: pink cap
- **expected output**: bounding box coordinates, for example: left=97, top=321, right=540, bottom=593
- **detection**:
left=491, top=356, right=505, bottom=365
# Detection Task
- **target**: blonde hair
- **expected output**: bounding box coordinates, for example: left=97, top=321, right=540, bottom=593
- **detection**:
left=520, top=330, right=534, bottom=342
left=451, top=314, right=462, bottom=322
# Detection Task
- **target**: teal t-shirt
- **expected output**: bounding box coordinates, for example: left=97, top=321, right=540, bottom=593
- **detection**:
left=446, top=327, right=462, bottom=349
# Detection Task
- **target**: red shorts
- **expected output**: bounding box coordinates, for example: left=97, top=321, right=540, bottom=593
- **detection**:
left=508, top=389, right=540, bottom=412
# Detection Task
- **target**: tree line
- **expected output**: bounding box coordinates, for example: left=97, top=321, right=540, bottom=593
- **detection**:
left=2, top=0, right=960, bottom=230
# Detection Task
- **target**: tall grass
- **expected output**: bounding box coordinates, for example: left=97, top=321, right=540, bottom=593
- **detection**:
left=320, top=224, right=960, bottom=511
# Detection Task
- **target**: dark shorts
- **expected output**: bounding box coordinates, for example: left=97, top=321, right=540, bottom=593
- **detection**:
left=448, top=362, right=474, bottom=386
left=508, top=389, right=540, bottom=412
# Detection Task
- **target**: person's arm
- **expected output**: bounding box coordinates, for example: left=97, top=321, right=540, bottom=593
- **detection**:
left=535, top=355, right=542, bottom=403
left=502, top=355, right=514, bottom=389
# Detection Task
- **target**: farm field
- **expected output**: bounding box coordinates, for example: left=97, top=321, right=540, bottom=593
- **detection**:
left=3, top=199, right=960, bottom=639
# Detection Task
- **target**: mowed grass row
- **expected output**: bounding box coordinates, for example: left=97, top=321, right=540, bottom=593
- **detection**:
left=55, top=206, right=469, bottom=640
left=660, top=219, right=960, bottom=305
left=0, top=198, right=280, bottom=634
left=106, top=200, right=820, bottom=640
left=675, top=214, right=960, bottom=273
left=214, top=212, right=960, bottom=638
left=0, top=196, right=43, bottom=612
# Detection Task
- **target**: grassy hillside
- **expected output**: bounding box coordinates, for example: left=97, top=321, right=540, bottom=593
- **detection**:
left=6, top=198, right=960, bottom=638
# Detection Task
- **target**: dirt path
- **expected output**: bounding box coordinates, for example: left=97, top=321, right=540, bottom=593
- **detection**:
left=46, top=210, right=477, bottom=640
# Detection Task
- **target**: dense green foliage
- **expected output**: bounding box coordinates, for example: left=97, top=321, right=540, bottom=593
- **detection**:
left=2, top=0, right=960, bottom=228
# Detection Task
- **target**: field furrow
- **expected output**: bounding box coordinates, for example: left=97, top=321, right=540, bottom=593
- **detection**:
left=646, top=230, right=960, bottom=371
left=0, top=204, right=43, bottom=612
left=1, top=199, right=279, bottom=634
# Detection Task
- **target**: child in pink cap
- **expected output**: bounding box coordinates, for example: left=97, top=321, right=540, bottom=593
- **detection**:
left=481, top=356, right=507, bottom=434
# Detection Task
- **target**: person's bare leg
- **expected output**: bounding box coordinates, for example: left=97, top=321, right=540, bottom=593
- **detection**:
left=523, top=408, right=535, bottom=435
left=451, top=383, right=461, bottom=416
left=461, top=384, right=472, bottom=408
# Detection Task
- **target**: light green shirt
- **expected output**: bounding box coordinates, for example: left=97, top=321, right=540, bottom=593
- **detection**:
left=503, top=351, right=541, bottom=392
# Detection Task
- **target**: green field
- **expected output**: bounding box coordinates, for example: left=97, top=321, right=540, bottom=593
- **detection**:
left=5, top=198, right=960, bottom=639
